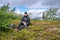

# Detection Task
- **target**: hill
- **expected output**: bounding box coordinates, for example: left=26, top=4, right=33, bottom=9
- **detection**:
left=0, top=20, right=60, bottom=40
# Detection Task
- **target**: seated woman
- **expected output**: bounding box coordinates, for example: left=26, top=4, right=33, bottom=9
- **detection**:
left=16, top=12, right=30, bottom=30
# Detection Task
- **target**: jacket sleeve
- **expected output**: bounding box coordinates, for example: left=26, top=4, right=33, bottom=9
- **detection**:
left=27, top=17, right=30, bottom=24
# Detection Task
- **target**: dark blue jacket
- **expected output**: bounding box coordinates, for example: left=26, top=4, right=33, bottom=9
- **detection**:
left=21, top=16, right=30, bottom=24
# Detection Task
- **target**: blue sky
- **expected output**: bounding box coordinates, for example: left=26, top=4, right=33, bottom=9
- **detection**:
left=15, top=6, right=29, bottom=12
left=0, top=0, right=60, bottom=18
left=0, top=0, right=60, bottom=12
left=9, top=5, right=48, bottom=12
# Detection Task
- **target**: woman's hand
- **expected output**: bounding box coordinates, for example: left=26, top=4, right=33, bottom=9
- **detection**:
left=22, top=21, right=26, bottom=25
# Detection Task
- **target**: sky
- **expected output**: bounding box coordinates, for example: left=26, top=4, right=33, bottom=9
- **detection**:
left=0, top=0, right=60, bottom=18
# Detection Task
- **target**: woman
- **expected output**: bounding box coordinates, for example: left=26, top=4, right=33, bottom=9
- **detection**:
left=16, top=12, right=30, bottom=30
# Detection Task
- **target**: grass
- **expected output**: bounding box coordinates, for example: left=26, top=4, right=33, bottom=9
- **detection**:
left=0, top=20, right=60, bottom=40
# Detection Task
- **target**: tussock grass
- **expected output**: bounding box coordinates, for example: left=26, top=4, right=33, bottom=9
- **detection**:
left=0, top=20, right=60, bottom=40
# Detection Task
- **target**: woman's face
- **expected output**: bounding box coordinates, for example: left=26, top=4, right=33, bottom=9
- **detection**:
left=24, top=14, right=28, bottom=16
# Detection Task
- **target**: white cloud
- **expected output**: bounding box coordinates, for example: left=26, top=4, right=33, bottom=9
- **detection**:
left=14, top=9, right=20, bottom=14
left=14, top=9, right=24, bottom=15
left=28, top=9, right=46, bottom=18
left=27, top=1, right=49, bottom=9
left=0, top=0, right=60, bottom=8
left=0, top=4, right=4, bottom=7
left=28, top=9, right=46, bottom=14
left=58, top=9, right=60, bottom=12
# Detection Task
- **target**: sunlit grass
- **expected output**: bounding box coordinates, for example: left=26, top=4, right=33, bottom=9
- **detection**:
left=0, top=20, right=60, bottom=40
